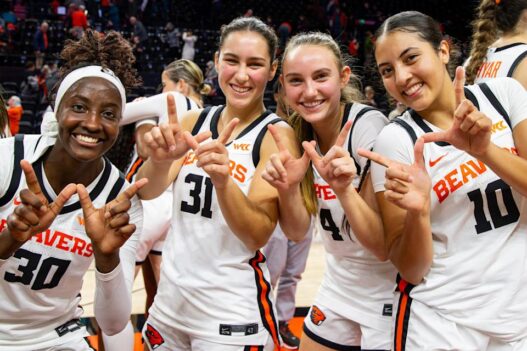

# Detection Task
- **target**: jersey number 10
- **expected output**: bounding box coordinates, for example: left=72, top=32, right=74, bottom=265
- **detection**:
left=467, top=179, right=520, bottom=234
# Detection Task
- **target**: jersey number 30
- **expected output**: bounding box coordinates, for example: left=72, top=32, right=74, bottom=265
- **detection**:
left=4, top=249, right=71, bottom=290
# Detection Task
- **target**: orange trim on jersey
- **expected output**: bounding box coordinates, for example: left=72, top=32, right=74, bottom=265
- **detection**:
left=394, top=277, right=414, bottom=351
left=249, top=251, right=280, bottom=349
left=126, top=157, right=144, bottom=182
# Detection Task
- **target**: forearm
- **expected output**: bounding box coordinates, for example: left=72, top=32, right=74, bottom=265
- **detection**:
left=478, top=143, right=527, bottom=196
left=0, top=229, right=25, bottom=260
left=93, top=262, right=131, bottom=335
left=389, top=205, right=433, bottom=285
left=216, top=179, right=277, bottom=251
left=336, top=186, right=387, bottom=261
left=136, top=159, right=174, bottom=200
left=277, top=185, right=311, bottom=243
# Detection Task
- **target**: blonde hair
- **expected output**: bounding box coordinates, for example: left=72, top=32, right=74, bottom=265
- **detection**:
left=164, top=59, right=212, bottom=96
left=467, top=0, right=527, bottom=83
left=281, top=32, right=364, bottom=215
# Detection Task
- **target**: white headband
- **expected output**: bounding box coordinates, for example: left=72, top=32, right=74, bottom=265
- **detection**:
left=54, top=65, right=127, bottom=113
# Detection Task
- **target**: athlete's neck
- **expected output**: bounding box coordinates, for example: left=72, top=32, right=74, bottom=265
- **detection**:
left=312, top=103, right=345, bottom=155
left=222, top=101, right=266, bottom=129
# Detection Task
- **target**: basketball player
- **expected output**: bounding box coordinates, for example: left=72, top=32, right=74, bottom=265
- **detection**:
left=361, top=11, right=527, bottom=350
left=0, top=29, right=145, bottom=350
left=136, top=17, right=308, bottom=351
left=466, top=0, right=527, bottom=87
left=262, top=32, right=395, bottom=350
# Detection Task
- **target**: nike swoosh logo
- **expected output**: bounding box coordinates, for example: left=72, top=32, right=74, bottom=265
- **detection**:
left=429, top=154, right=447, bottom=167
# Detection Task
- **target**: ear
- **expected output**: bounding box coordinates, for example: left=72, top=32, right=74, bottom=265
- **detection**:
left=269, top=59, right=278, bottom=81
left=214, top=51, right=220, bottom=71
left=438, top=39, right=450, bottom=65
left=340, top=65, right=351, bottom=88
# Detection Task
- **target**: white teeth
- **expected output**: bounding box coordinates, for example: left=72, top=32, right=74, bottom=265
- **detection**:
left=303, top=100, right=323, bottom=108
left=232, top=85, right=250, bottom=93
left=76, top=134, right=99, bottom=144
left=404, top=83, right=423, bottom=96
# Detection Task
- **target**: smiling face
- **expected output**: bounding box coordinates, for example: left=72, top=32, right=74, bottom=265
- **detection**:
left=375, top=31, right=450, bottom=114
left=281, top=44, right=349, bottom=125
left=55, top=77, right=122, bottom=163
left=215, top=30, right=276, bottom=111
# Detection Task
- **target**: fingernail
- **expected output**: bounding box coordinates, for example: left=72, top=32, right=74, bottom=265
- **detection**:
left=170, top=145, right=176, bottom=151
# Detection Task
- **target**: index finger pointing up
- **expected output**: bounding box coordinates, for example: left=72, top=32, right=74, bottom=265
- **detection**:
left=20, top=160, right=44, bottom=199
left=267, top=124, right=286, bottom=152
left=454, top=66, right=466, bottom=107
left=116, top=178, right=149, bottom=202
left=166, top=93, right=179, bottom=125
left=335, top=120, right=352, bottom=147
left=218, top=118, right=239, bottom=144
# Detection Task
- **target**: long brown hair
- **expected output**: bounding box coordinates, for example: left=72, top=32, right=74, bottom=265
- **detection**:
left=0, top=89, right=8, bottom=138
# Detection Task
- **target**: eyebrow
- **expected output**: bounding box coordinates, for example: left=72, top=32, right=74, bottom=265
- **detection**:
left=284, top=67, right=331, bottom=78
left=222, top=52, right=267, bottom=62
left=377, top=47, right=418, bottom=69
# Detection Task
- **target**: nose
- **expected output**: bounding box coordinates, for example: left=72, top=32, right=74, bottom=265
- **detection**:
left=234, top=64, right=249, bottom=83
left=82, top=110, right=102, bottom=131
left=304, top=80, right=317, bottom=98
left=394, top=66, right=412, bottom=87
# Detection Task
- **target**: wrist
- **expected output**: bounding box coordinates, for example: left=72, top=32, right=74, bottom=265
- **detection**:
left=93, top=249, right=120, bottom=273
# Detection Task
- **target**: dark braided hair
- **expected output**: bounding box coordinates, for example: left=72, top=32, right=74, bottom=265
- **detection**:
left=49, top=29, right=141, bottom=107
left=50, top=29, right=141, bottom=172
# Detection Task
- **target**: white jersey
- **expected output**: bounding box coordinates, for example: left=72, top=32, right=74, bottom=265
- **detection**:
left=0, top=134, right=142, bottom=350
left=371, top=78, right=527, bottom=341
left=150, top=106, right=284, bottom=345
left=313, top=103, right=396, bottom=330
left=474, top=43, right=527, bottom=83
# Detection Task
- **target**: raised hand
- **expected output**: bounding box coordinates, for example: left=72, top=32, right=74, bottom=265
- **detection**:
left=186, top=118, right=239, bottom=189
left=6, top=160, right=76, bottom=242
left=302, top=121, right=356, bottom=194
left=143, top=94, right=211, bottom=163
left=421, top=66, right=492, bottom=156
left=358, top=138, right=431, bottom=211
left=261, top=124, right=310, bottom=191
left=79, top=178, right=148, bottom=255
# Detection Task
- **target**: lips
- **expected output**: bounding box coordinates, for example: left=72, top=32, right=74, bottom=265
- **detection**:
left=73, top=133, right=101, bottom=145
left=403, top=83, right=423, bottom=97
left=230, top=84, right=251, bottom=93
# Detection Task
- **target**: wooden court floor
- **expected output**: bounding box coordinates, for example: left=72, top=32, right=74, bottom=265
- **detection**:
left=80, top=239, right=327, bottom=350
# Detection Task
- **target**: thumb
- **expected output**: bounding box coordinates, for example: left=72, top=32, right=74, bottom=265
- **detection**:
left=49, top=183, right=77, bottom=216
left=421, top=131, right=449, bottom=144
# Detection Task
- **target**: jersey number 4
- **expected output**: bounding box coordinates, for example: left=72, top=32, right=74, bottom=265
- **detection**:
left=468, top=179, right=520, bottom=234
left=4, top=248, right=71, bottom=290
left=180, top=174, right=213, bottom=218
left=319, top=208, right=344, bottom=241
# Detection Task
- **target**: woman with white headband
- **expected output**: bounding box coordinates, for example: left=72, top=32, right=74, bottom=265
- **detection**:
left=0, top=30, right=146, bottom=350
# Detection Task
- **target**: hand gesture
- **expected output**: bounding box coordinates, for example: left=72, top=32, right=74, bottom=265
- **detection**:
left=185, top=118, right=239, bottom=189
left=79, top=178, right=148, bottom=255
left=143, top=95, right=211, bottom=163
left=302, top=121, right=356, bottom=194
left=358, top=138, right=431, bottom=211
left=421, top=67, right=492, bottom=156
left=6, top=160, right=76, bottom=242
left=261, top=124, right=310, bottom=191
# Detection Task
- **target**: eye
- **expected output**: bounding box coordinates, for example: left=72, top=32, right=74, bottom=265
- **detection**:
left=225, top=58, right=237, bottom=65
left=72, top=104, right=86, bottom=113
left=249, top=62, right=264, bottom=68
left=102, top=110, right=118, bottom=120
left=286, top=77, right=302, bottom=86
left=404, top=54, right=419, bottom=64
left=379, top=66, right=393, bottom=78
left=314, top=73, right=329, bottom=81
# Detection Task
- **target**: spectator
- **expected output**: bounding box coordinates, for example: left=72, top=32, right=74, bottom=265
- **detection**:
left=204, top=60, right=218, bottom=95
left=33, top=21, right=49, bottom=69
left=12, top=0, right=27, bottom=21
left=129, top=16, right=147, bottom=44
left=163, top=22, right=180, bottom=60
left=107, top=0, right=121, bottom=31
left=181, top=30, right=197, bottom=61
left=6, top=96, right=23, bottom=136
left=70, top=4, right=88, bottom=30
